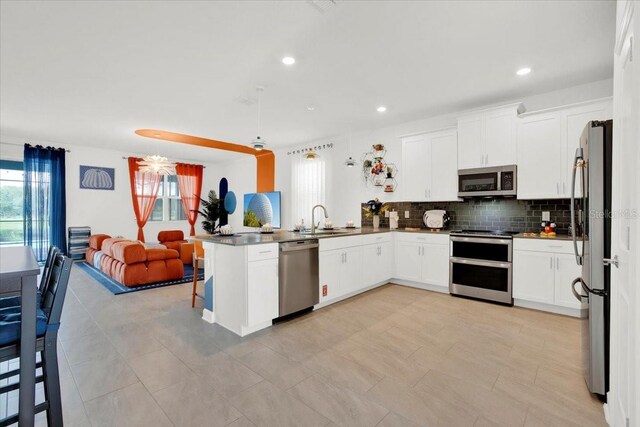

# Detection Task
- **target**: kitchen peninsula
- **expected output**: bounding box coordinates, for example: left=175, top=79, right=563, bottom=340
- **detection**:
left=195, top=228, right=581, bottom=337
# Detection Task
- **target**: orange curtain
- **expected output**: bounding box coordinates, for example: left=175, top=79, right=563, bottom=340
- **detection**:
left=127, top=157, right=162, bottom=242
left=175, top=163, right=204, bottom=236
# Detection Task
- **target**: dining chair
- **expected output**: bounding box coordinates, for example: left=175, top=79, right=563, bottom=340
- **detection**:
left=192, top=240, right=204, bottom=308
left=0, top=253, right=73, bottom=426
left=0, top=246, right=60, bottom=309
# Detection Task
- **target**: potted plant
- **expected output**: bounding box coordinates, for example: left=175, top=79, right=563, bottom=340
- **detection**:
left=194, top=190, right=221, bottom=234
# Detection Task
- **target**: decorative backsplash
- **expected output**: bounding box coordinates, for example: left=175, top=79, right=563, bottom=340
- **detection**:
left=361, top=198, right=573, bottom=234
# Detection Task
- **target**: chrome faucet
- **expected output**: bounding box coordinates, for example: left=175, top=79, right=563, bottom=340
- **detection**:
left=311, top=204, right=328, bottom=234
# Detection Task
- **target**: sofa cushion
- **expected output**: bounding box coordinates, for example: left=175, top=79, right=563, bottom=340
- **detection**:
left=158, top=230, right=185, bottom=243
left=163, top=241, right=187, bottom=252
left=112, top=262, right=149, bottom=286
left=146, top=248, right=179, bottom=262
left=110, top=241, right=147, bottom=264
left=101, top=238, right=127, bottom=257
left=89, top=234, right=111, bottom=250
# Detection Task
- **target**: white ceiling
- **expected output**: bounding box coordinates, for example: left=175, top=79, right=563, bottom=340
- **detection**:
left=0, top=1, right=615, bottom=163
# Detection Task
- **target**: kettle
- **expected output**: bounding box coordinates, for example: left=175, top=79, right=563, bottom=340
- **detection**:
left=423, top=210, right=450, bottom=229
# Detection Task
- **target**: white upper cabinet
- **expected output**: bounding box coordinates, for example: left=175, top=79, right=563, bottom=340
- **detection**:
left=401, top=134, right=430, bottom=201
left=560, top=100, right=612, bottom=198
left=429, top=130, right=459, bottom=202
left=517, top=99, right=612, bottom=200
left=484, top=107, right=518, bottom=167
left=457, top=104, right=520, bottom=169
left=517, top=112, right=563, bottom=199
left=401, top=128, right=458, bottom=202
left=457, top=115, right=484, bottom=169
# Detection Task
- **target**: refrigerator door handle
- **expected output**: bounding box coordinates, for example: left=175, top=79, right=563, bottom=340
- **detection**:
left=571, top=148, right=584, bottom=266
left=571, top=277, right=588, bottom=301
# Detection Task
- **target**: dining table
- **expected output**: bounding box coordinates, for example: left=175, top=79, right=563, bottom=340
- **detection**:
left=0, top=246, right=40, bottom=427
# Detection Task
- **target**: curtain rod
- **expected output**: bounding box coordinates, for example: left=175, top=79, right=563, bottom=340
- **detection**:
left=121, top=156, right=206, bottom=168
left=1, top=141, right=71, bottom=152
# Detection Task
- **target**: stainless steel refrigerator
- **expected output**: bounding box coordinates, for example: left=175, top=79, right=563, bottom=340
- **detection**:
left=570, top=120, right=612, bottom=400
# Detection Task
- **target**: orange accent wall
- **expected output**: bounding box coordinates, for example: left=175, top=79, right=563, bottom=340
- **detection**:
left=135, top=129, right=275, bottom=192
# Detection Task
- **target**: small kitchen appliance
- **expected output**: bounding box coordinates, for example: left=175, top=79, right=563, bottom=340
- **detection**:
left=458, top=165, right=517, bottom=198
left=423, top=210, right=449, bottom=230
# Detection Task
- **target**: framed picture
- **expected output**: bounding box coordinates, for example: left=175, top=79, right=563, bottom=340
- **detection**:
left=79, top=165, right=115, bottom=190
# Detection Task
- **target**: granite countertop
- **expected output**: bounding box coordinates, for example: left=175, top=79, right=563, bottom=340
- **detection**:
left=513, top=232, right=575, bottom=241
left=192, top=227, right=451, bottom=246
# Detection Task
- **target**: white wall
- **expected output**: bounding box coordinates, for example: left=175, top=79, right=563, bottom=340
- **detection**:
left=210, top=78, right=613, bottom=230
left=0, top=136, right=221, bottom=242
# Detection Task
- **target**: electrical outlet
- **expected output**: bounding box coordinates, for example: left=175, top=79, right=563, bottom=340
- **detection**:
left=385, top=210, right=390, bottom=218
left=542, top=211, right=550, bottom=221
left=404, top=210, right=410, bottom=219
left=322, top=285, right=327, bottom=297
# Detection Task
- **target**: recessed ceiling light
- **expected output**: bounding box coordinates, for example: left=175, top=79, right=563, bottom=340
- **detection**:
left=516, top=67, right=531, bottom=76
left=307, top=105, right=315, bottom=111
left=377, top=106, right=387, bottom=113
left=282, top=56, right=296, bottom=65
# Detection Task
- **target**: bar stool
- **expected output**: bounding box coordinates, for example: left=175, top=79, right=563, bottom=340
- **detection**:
left=0, top=253, right=73, bottom=426
left=192, top=240, right=204, bottom=308
left=0, top=246, right=60, bottom=309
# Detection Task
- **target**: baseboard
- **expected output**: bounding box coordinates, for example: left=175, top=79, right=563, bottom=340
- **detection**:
left=201, top=308, right=215, bottom=324
left=389, top=279, right=449, bottom=294
left=514, top=299, right=585, bottom=318
left=314, top=281, right=387, bottom=309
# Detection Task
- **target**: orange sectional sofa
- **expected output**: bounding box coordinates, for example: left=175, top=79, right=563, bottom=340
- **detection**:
left=86, top=234, right=184, bottom=287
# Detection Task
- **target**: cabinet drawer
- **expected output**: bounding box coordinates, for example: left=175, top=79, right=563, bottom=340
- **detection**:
left=319, top=235, right=363, bottom=252
left=395, top=232, right=449, bottom=245
left=247, top=243, right=279, bottom=261
left=361, top=232, right=391, bottom=245
left=513, top=238, right=575, bottom=254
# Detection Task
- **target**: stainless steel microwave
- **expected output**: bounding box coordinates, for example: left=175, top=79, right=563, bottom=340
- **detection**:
left=457, top=165, right=517, bottom=197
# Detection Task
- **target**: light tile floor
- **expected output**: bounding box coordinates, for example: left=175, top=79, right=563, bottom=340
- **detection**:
left=2, top=265, right=607, bottom=426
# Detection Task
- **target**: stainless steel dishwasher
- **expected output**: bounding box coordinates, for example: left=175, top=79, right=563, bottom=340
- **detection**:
left=279, top=239, right=319, bottom=317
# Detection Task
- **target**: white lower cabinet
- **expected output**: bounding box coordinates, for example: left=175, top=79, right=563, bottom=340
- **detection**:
left=512, top=251, right=555, bottom=304
left=513, top=239, right=583, bottom=311
left=247, top=258, right=279, bottom=328
left=362, top=241, right=392, bottom=287
left=319, top=236, right=365, bottom=303
left=554, top=253, right=584, bottom=309
left=394, top=233, right=449, bottom=288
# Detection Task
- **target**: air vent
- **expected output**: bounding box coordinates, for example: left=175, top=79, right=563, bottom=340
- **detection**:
left=307, top=0, right=336, bottom=13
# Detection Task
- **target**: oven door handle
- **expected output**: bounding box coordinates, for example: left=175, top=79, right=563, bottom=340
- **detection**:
left=450, top=257, right=511, bottom=269
left=450, top=236, right=513, bottom=246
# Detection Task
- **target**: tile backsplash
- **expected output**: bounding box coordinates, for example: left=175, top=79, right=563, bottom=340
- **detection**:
left=361, top=198, right=573, bottom=234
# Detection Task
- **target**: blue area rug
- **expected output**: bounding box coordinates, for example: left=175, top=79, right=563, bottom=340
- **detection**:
left=76, top=261, right=204, bottom=295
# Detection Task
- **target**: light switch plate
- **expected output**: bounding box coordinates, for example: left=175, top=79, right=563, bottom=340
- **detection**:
left=542, top=211, right=550, bottom=221
left=404, top=211, right=410, bottom=219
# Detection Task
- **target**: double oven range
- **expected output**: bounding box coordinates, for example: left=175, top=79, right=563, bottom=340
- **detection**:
left=449, top=230, right=517, bottom=305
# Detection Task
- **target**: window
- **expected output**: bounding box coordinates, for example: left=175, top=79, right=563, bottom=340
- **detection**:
left=0, top=160, right=24, bottom=246
left=149, top=175, right=187, bottom=222
left=291, top=155, right=325, bottom=226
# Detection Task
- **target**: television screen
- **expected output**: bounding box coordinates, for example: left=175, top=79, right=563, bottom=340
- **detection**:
left=243, top=191, right=281, bottom=228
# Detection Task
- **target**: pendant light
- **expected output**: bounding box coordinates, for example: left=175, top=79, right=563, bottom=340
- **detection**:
left=251, top=87, right=267, bottom=151
left=344, top=126, right=358, bottom=167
